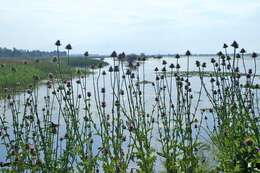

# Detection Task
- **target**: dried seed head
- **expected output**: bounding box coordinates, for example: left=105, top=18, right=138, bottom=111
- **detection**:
left=252, top=52, right=258, bottom=58
left=240, top=48, right=246, bottom=54
left=84, top=51, right=89, bottom=57
left=162, top=60, right=167, bottom=65
left=126, top=69, right=131, bottom=75
left=231, top=41, right=239, bottom=49
left=33, top=75, right=40, bottom=81
left=55, top=40, right=61, bottom=46
left=65, top=44, right=72, bottom=50
left=195, top=61, right=200, bottom=67
left=11, top=67, right=16, bottom=72
left=185, top=50, right=191, bottom=56
left=118, top=52, right=125, bottom=60
left=162, top=67, right=166, bottom=72
left=48, top=73, right=54, bottom=79
left=114, top=66, right=119, bottom=72
left=101, top=101, right=106, bottom=108
left=217, top=51, right=223, bottom=56
left=108, top=66, right=113, bottom=72
left=110, top=51, right=117, bottom=57
left=52, top=57, right=58, bottom=63
left=227, top=56, right=231, bottom=61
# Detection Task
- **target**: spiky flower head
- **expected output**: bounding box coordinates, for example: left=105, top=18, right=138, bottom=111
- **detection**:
left=231, top=41, right=239, bottom=49
left=65, top=44, right=72, bottom=50
left=84, top=51, right=89, bottom=57
left=217, top=51, right=223, bottom=56
left=252, top=52, right=258, bottom=58
left=185, top=50, right=191, bottom=56
left=55, top=40, right=61, bottom=46
left=240, top=48, right=246, bottom=54
left=118, top=52, right=126, bottom=60
left=52, top=57, right=57, bottom=63
left=121, top=52, right=126, bottom=58
left=162, top=60, right=167, bottom=65
left=223, top=43, right=228, bottom=49
left=110, top=51, right=117, bottom=57
left=169, top=64, right=175, bottom=68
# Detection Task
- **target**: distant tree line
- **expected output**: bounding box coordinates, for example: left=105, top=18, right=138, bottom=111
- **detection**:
left=0, top=47, right=66, bottom=58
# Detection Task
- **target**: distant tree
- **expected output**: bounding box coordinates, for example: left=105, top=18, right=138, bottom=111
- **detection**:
left=0, top=46, right=66, bottom=58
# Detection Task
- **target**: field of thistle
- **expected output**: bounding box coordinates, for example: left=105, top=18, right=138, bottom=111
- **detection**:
left=0, top=40, right=260, bottom=172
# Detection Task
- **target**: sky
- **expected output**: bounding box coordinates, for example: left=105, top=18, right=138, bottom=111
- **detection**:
left=1, top=0, right=260, bottom=54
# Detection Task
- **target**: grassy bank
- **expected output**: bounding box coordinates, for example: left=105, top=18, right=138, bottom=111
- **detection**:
left=0, top=57, right=108, bottom=92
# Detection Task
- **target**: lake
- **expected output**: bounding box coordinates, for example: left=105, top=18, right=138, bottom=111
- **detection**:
left=1, top=55, right=259, bottom=171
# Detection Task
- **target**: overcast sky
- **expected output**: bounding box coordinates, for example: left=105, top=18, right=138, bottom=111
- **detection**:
left=1, top=0, right=260, bottom=54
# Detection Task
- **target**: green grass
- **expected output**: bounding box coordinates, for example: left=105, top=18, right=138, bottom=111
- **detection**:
left=0, top=57, right=107, bottom=92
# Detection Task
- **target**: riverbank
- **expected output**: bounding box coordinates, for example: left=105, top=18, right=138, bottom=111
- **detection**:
left=0, top=57, right=108, bottom=95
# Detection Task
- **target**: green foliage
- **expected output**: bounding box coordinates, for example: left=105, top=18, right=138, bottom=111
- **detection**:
left=0, top=42, right=260, bottom=172
left=0, top=57, right=106, bottom=94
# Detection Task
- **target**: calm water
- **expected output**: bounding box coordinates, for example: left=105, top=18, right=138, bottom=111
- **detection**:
left=1, top=55, right=259, bottom=170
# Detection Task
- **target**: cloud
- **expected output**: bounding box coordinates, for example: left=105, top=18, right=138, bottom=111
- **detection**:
left=0, top=0, right=259, bottom=54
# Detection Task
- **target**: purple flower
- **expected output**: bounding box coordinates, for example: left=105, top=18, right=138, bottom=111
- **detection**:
left=256, top=147, right=260, bottom=153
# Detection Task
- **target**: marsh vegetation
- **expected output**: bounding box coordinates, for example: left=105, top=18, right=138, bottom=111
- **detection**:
left=0, top=41, right=259, bottom=172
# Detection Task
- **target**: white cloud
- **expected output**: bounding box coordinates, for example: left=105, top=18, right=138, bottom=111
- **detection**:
left=0, top=0, right=259, bottom=54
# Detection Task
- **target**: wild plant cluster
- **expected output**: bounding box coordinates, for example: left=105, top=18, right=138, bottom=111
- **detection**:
left=0, top=40, right=259, bottom=172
